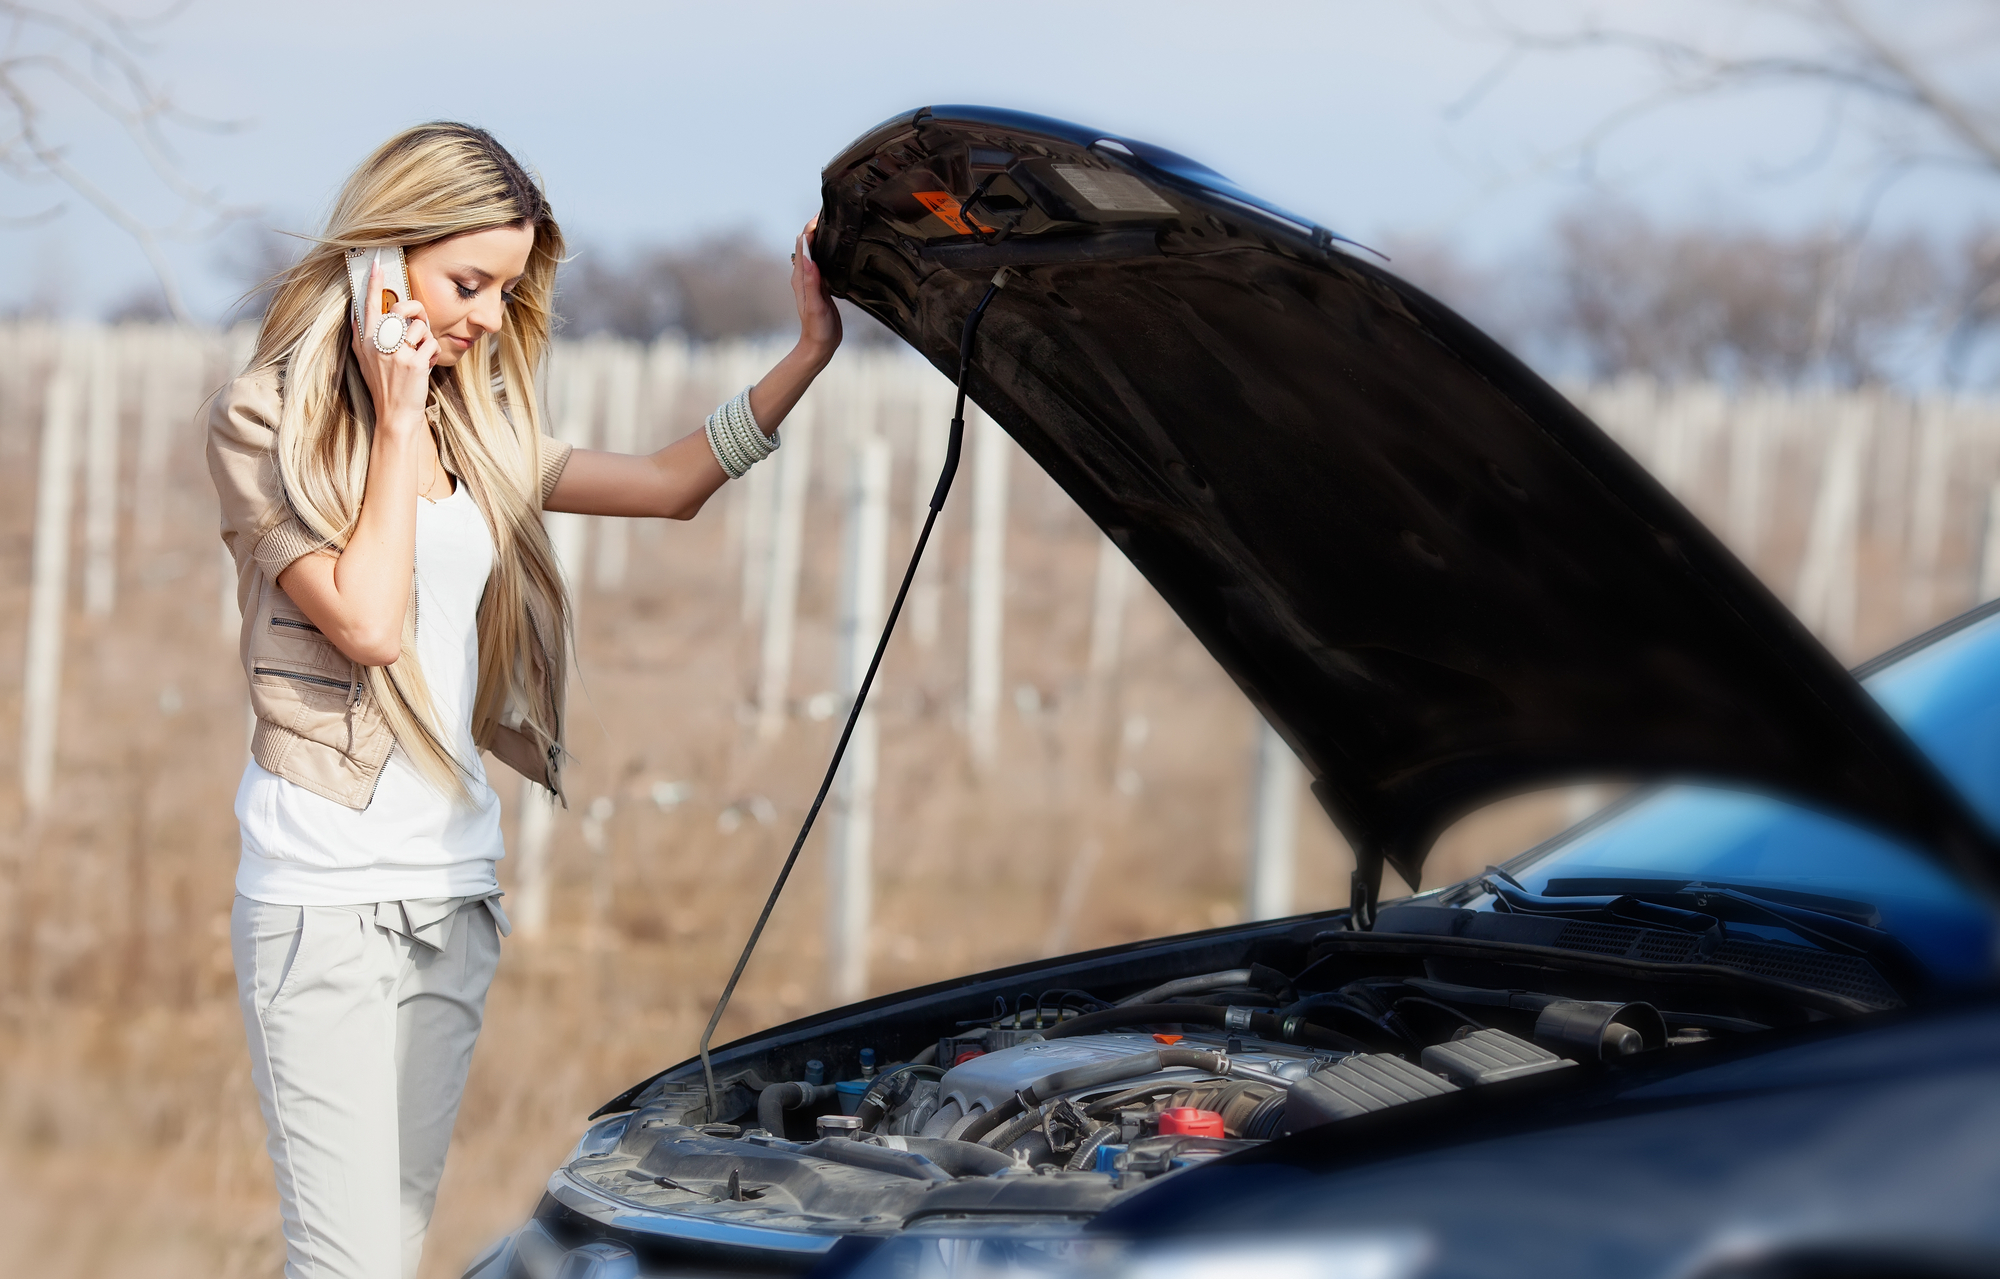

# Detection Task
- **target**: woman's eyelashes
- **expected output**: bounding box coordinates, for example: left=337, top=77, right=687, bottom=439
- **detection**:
left=452, top=280, right=516, bottom=304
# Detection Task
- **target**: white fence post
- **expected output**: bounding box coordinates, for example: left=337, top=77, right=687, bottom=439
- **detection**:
left=545, top=342, right=600, bottom=606
left=725, top=344, right=774, bottom=621
left=1794, top=401, right=1868, bottom=654
left=829, top=432, right=891, bottom=1003
left=909, top=375, right=954, bottom=650
left=1245, top=717, right=1301, bottom=921
left=1904, top=398, right=1954, bottom=624
left=757, top=388, right=817, bottom=741
left=966, top=406, right=1009, bottom=769
left=516, top=343, right=601, bottom=940
left=1727, top=393, right=1770, bottom=562
left=133, top=328, right=181, bottom=550
left=515, top=787, right=556, bottom=941
left=593, top=343, right=641, bottom=592
left=642, top=339, right=687, bottom=453
left=21, top=339, right=79, bottom=818
left=83, top=331, right=119, bottom=617
left=1980, top=480, right=2000, bottom=604
left=1088, top=532, right=1133, bottom=682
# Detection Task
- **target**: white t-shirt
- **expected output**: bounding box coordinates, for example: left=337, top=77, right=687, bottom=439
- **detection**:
left=235, top=481, right=506, bottom=904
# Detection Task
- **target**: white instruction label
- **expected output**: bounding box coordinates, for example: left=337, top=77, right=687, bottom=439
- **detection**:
left=1054, top=164, right=1176, bottom=215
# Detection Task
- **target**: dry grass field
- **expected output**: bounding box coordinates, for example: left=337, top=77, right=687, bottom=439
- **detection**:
left=2, top=327, right=1997, bottom=1277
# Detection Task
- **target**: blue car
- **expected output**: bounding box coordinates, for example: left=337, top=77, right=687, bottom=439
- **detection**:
left=470, top=109, right=2000, bottom=1279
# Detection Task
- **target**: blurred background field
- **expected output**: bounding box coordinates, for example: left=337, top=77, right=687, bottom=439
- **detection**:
left=6, top=2, right=2000, bottom=1276
left=3, top=324, right=2000, bottom=1276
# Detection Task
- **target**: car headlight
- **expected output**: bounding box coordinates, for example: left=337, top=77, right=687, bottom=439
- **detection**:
left=843, top=1233, right=1432, bottom=1279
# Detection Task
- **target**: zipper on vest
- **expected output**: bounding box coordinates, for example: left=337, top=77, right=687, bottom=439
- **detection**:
left=269, top=615, right=323, bottom=635
left=252, top=665, right=353, bottom=692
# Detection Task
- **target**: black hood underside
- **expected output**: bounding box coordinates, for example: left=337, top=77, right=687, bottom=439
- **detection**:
left=811, top=105, right=1998, bottom=901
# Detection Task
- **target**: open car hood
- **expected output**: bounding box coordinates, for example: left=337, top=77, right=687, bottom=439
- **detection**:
left=810, top=105, right=2000, bottom=906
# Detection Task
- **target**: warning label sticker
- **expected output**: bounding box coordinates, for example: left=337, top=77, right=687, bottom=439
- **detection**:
left=1054, top=165, right=1176, bottom=215
left=913, top=191, right=996, bottom=235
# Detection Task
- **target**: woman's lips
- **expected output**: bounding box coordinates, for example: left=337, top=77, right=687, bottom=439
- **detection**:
left=445, top=333, right=472, bottom=349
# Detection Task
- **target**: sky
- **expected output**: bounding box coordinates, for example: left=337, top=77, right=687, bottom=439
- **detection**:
left=5, top=0, right=1998, bottom=322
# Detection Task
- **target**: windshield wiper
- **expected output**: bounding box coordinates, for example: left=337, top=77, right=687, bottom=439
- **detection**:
left=1480, top=878, right=1727, bottom=956
left=1481, top=875, right=1929, bottom=997
left=1543, top=877, right=1880, bottom=927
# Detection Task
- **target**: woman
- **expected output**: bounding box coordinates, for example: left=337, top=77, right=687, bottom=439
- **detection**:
left=208, top=122, right=839, bottom=1279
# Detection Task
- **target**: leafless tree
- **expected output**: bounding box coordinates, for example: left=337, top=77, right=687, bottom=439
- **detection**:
left=558, top=233, right=795, bottom=342
left=0, top=2, right=247, bottom=321
left=1546, top=202, right=1942, bottom=386
left=558, top=231, right=895, bottom=345
left=1452, top=0, right=2000, bottom=381
left=1459, top=1, right=2000, bottom=187
left=212, top=221, right=301, bottom=323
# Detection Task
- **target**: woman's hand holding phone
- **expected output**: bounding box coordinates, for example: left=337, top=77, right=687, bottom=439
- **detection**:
left=351, top=254, right=440, bottom=441
left=281, top=255, right=438, bottom=667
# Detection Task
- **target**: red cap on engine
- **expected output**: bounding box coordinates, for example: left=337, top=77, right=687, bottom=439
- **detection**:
left=1157, top=1107, right=1226, bottom=1138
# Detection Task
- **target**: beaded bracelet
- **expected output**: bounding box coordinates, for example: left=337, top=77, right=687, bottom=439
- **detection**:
left=704, top=386, right=780, bottom=480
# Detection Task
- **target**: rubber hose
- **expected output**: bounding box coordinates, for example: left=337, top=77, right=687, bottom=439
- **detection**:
left=977, top=1106, right=1049, bottom=1152
left=1042, top=1002, right=1370, bottom=1052
left=758, top=1081, right=836, bottom=1136
left=803, top=1137, right=954, bottom=1183
left=954, top=1095, right=1024, bottom=1146
left=956, top=1046, right=1234, bottom=1146
left=897, top=1136, right=1013, bottom=1177
left=1117, top=969, right=1256, bottom=1006
left=1280, top=993, right=1399, bottom=1043
left=854, top=1063, right=945, bottom=1131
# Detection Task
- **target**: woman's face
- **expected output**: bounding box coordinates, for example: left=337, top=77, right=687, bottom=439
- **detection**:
left=406, top=221, right=536, bottom=367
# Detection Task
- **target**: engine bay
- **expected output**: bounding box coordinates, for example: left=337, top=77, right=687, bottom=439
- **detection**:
left=537, top=916, right=1859, bottom=1259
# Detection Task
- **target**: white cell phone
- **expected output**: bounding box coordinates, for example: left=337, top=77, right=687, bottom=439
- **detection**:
left=345, top=245, right=410, bottom=338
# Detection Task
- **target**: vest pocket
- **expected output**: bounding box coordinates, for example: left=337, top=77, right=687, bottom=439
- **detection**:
left=253, top=665, right=352, bottom=693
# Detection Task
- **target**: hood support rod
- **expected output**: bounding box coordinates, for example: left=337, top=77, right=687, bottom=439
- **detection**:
left=1312, top=777, right=1384, bottom=930
left=697, top=268, right=1013, bottom=1121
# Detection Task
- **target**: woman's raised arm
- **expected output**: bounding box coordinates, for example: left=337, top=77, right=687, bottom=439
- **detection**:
left=278, top=259, right=441, bottom=666
left=546, top=219, right=842, bottom=519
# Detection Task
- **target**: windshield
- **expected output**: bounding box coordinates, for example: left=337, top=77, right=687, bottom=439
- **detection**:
left=1491, top=605, right=2000, bottom=985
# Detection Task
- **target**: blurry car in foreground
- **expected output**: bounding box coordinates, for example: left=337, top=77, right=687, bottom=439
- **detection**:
left=467, top=108, right=2000, bottom=1279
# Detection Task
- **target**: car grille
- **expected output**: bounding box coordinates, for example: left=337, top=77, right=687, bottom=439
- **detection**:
left=1551, top=921, right=1899, bottom=1008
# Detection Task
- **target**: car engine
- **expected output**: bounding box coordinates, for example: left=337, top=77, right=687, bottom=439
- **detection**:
left=523, top=960, right=1738, bottom=1269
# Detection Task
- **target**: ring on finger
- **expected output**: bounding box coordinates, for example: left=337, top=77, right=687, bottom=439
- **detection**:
left=372, top=312, right=409, bottom=354
left=403, top=318, right=427, bottom=348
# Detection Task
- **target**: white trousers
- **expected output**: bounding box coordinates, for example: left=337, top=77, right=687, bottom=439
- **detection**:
left=232, top=895, right=502, bottom=1279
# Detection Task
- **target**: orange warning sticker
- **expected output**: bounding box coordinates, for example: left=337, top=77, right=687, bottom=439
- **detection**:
left=1152, top=1033, right=1184, bottom=1045
left=913, top=190, right=996, bottom=236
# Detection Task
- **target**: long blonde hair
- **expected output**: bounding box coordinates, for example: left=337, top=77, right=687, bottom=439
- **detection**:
left=252, top=122, right=571, bottom=802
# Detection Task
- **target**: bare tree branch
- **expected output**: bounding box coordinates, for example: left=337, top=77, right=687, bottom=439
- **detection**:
left=1472, top=0, right=2000, bottom=185
left=0, top=1, right=250, bottom=321
left=1446, top=0, right=2000, bottom=385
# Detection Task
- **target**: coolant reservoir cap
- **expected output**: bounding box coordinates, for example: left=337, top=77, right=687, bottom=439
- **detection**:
left=1158, top=1107, right=1226, bottom=1138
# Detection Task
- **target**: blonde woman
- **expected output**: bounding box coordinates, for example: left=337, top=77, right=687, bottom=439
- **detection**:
left=208, top=122, right=838, bottom=1279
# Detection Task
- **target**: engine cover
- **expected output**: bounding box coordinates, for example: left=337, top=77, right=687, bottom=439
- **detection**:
left=936, top=1032, right=1324, bottom=1115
